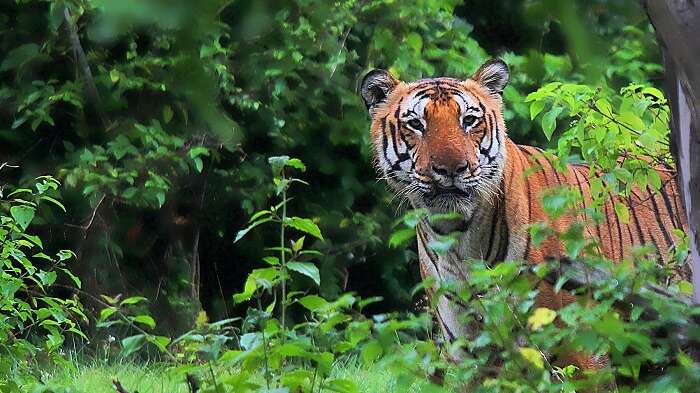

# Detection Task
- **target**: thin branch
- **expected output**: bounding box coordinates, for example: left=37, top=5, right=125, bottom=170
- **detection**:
left=112, top=380, right=130, bottom=393
left=587, top=101, right=670, bottom=147
left=329, top=26, right=352, bottom=79
left=64, top=6, right=107, bottom=127
left=65, top=194, right=106, bottom=235
left=0, top=162, right=19, bottom=172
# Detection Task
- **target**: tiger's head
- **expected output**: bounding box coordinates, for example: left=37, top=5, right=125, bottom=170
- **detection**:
left=360, top=59, right=510, bottom=214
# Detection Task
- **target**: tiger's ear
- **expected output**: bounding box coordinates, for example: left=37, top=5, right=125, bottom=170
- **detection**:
left=360, top=69, right=399, bottom=111
left=472, top=59, right=509, bottom=94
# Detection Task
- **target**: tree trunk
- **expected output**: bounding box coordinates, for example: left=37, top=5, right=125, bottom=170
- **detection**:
left=644, top=0, right=700, bottom=304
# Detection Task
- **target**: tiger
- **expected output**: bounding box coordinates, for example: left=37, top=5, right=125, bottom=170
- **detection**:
left=359, top=59, right=690, bottom=372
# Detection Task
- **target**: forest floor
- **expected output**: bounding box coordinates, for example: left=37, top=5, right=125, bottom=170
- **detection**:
left=41, top=361, right=406, bottom=393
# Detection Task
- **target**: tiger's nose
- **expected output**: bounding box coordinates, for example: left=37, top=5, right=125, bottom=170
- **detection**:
left=431, top=161, right=470, bottom=178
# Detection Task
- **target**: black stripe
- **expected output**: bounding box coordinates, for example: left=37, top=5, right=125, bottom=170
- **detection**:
left=520, top=149, right=533, bottom=259
left=398, top=126, right=415, bottom=150
left=573, top=168, right=603, bottom=243
left=611, top=198, right=626, bottom=261
left=394, top=97, right=403, bottom=120
left=436, top=312, right=456, bottom=341
left=487, top=110, right=502, bottom=164
left=647, top=187, right=673, bottom=248
left=496, top=208, right=510, bottom=262
left=388, top=122, right=401, bottom=159
left=538, top=148, right=563, bottom=184
left=380, top=116, right=393, bottom=166
left=658, top=184, right=681, bottom=229
left=648, top=232, right=663, bottom=262
left=478, top=113, right=492, bottom=157
left=444, top=292, right=469, bottom=310
left=602, top=197, right=618, bottom=260
left=629, top=201, right=647, bottom=245
left=485, top=113, right=495, bottom=154
left=484, top=204, right=500, bottom=261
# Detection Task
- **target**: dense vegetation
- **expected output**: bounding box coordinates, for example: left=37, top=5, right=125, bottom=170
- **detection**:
left=2, top=0, right=699, bottom=392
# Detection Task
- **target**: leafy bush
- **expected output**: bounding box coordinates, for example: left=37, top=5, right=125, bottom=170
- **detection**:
left=7, top=1, right=700, bottom=392
left=0, top=175, right=84, bottom=390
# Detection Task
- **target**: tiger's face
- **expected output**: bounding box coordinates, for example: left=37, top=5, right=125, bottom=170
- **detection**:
left=360, top=59, right=510, bottom=214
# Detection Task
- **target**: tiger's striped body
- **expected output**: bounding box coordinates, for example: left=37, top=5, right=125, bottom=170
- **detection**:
left=360, top=59, right=689, bottom=369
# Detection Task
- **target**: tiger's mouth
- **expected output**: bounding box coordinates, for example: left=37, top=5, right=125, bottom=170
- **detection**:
left=425, top=185, right=475, bottom=201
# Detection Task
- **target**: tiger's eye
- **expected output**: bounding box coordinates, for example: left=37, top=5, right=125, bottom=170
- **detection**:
left=463, top=115, right=478, bottom=128
left=407, top=119, right=424, bottom=131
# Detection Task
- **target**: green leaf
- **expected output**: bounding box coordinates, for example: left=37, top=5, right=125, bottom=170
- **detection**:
left=388, top=227, right=415, bottom=248
left=120, top=296, right=147, bottom=306
left=163, top=105, right=174, bottom=124
left=60, top=268, right=82, bottom=288
left=679, top=280, right=693, bottom=296
left=298, top=295, right=328, bottom=311
left=361, top=340, right=383, bottom=363
left=519, top=347, right=544, bottom=369
left=285, top=217, right=323, bottom=240
left=641, top=87, right=665, bottom=100
left=121, top=334, right=146, bottom=357
left=268, top=155, right=290, bottom=173
left=39, top=195, right=66, bottom=212
left=99, top=307, right=117, bottom=322
left=325, top=379, right=359, bottom=393
left=193, top=157, right=204, bottom=173
left=530, top=100, right=545, bottom=120
left=619, top=111, right=644, bottom=131
left=156, top=192, right=165, bottom=208
left=292, top=236, right=305, bottom=252
left=595, top=98, right=613, bottom=116
left=232, top=275, right=258, bottom=304
left=614, top=202, right=630, bottom=224
left=37, top=271, right=57, bottom=286
left=286, top=158, right=306, bottom=171
left=269, top=156, right=306, bottom=172
left=188, top=146, right=209, bottom=159
left=133, top=315, right=156, bottom=329
left=147, top=335, right=171, bottom=352
left=541, top=107, right=563, bottom=140
left=234, top=217, right=273, bottom=243
left=248, top=210, right=271, bottom=223
left=275, top=342, right=307, bottom=357
left=10, top=205, right=35, bottom=230
left=109, top=69, right=120, bottom=84
left=648, top=171, right=662, bottom=191
left=287, top=261, right=320, bottom=285
left=528, top=307, right=557, bottom=330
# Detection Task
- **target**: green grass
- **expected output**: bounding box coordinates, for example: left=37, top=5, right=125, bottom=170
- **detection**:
left=42, top=362, right=189, bottom=393
left=38, top=360, right=414, bottom=393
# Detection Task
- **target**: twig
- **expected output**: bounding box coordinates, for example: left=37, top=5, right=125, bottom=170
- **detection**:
left=64, top=6, right=107, bottom=127
left=587, top=101, right=670, bottom=147
left=0, top=162, right=19, bottom=172
left=329, top=26, right=352, bottom=79
left=112, top=379, right=130, bottom=393
left=65, top=194, right=106, bottom=235
left=535, top=257, right=693, bottom=307
left=186, top=373, right=200, bottom=393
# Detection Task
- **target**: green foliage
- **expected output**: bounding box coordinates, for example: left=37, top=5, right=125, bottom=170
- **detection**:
left=6, top=0, right=699, bottom=392
left=0, top=176, right=85, bottom=390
